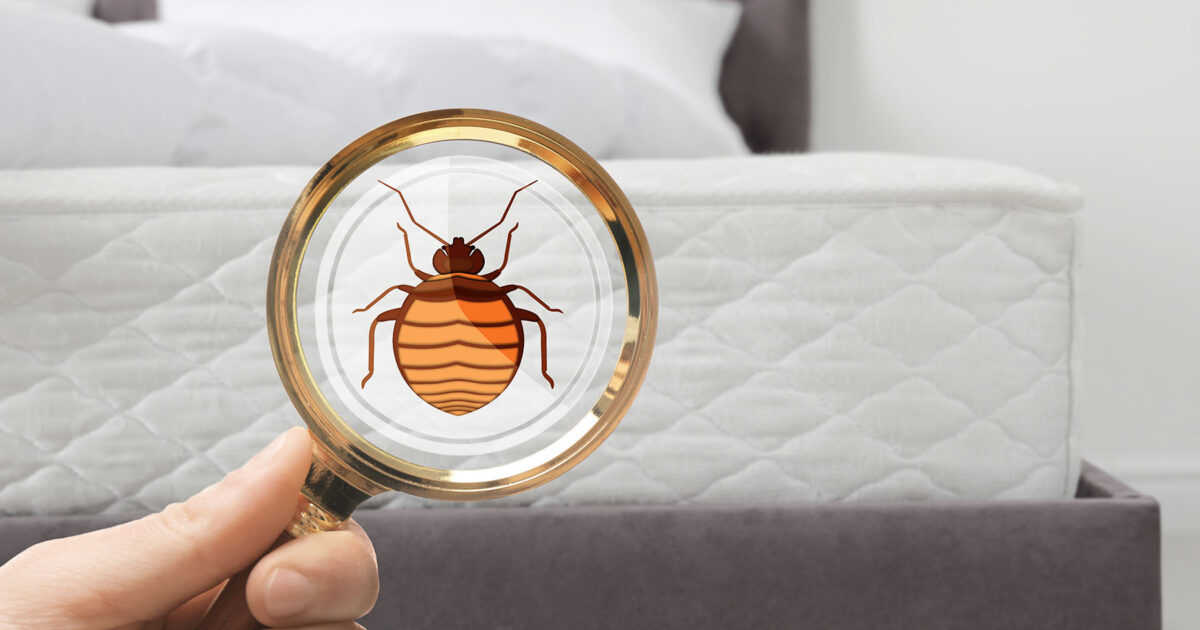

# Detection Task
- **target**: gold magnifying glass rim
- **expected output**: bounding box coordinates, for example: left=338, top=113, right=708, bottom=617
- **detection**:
left=266, top=109, right=657, bottom=501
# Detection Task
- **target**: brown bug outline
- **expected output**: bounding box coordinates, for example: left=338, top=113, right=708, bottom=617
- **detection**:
left=353, top=179, right=562, bottom=415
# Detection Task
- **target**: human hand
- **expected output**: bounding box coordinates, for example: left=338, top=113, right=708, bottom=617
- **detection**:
left=0, top=428, right=378, bottom=629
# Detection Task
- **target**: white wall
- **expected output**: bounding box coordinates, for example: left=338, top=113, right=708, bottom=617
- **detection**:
left=810, top=0, right=1200, bottom=531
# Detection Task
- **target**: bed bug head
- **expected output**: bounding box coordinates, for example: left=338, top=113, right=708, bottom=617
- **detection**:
left=433, top=237, right=485, bottom=274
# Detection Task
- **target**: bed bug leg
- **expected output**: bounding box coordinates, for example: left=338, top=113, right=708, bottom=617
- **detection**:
left=516, top=307, right=554, bottom=388
left=482, top=223, right=519, bottom=281
left=503, top=284, right=563, bottom=313
left=353, top=284, right=414, bottom=314
left=362, top=308, right=404, bottom=388
left=395, top=224, right=433, bottom=281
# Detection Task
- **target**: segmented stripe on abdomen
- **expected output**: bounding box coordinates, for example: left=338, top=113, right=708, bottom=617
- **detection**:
left=396, top=299, right=520, bottom=415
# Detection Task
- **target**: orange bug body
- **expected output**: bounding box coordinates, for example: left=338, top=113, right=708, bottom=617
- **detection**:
left=356, top=180, right=560, bottom=416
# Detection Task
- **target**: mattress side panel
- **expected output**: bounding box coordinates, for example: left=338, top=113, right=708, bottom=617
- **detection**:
left=0, top=170, right=1079, bottom=514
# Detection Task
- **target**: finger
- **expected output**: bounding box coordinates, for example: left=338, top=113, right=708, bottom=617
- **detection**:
left=0, top=427, right=313, bottom=627
left=246, top=520, right=379, bottom=627
left=163, top=582, right=224, bottom=630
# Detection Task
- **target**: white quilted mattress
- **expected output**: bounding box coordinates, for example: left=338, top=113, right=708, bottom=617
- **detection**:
left=0, top=154, right=1083, bottom=515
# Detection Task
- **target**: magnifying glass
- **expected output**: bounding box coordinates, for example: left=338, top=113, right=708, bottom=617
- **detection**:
left=198, top=109, right=657, bottom=628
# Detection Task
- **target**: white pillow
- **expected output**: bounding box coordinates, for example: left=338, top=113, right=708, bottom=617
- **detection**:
left=118, top=23, right=394, bottom=165
left=303, top=31, right=628, bottom=159
left=0, top=1, right=202, bottom=168
left=160, top=1, right=736, bottom=94
left=294, top=30, right=742, bottom=160
left=119, top=23, right=628, bottom=164
left=122, top=21, right=747, bottom=163
left=0, top=1, right=749, bottom=167
left=157, top=0, right=750, bottom=158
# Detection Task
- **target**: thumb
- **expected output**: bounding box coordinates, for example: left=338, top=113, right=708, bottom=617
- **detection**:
left=0, top=427, right=312, bottom=627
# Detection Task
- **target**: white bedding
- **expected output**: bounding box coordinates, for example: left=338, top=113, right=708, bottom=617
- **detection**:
left=0, top=0, right=747, bottom=168
left=0, top=153, right=1083, bottom=514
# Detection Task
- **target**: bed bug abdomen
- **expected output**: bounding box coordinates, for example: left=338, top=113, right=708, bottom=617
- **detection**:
left=393, top=278, right=523, bottom=415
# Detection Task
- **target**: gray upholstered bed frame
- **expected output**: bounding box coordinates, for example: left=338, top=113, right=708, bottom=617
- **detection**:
left=5, top=2, right=1161, bottom=629
left=0, top=464, right=1162, bottom=629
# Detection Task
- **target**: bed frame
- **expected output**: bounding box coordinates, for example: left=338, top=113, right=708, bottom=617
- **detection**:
left=0, top=464, right=1160, bottom=629
left=12, top=2, right=1157, bottom=629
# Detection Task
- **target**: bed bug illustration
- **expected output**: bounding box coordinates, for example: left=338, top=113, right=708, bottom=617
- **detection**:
left=354, top=179, right=561, bottom=416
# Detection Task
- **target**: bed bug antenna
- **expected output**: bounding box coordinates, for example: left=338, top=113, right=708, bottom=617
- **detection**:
left=467, top=180, right=537, bottom=245
left=378, top=180, right=449, bottom=246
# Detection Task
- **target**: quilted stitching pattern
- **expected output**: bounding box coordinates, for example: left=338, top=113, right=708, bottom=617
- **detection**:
left=0, top=154, right=1082, bottom=515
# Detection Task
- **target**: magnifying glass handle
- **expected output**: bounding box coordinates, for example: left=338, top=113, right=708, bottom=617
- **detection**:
left=195, top=531, right=294, bottom=630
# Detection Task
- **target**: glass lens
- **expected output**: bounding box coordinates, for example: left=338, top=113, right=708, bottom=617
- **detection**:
left=295, top=139, right=626, bottom=472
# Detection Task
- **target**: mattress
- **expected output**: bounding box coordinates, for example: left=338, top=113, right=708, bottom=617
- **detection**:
left=0, top=153, right=1083, bottom=515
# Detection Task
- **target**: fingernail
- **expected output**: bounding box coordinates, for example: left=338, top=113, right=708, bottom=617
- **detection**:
left=264, top=567, right=313, bottom=618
